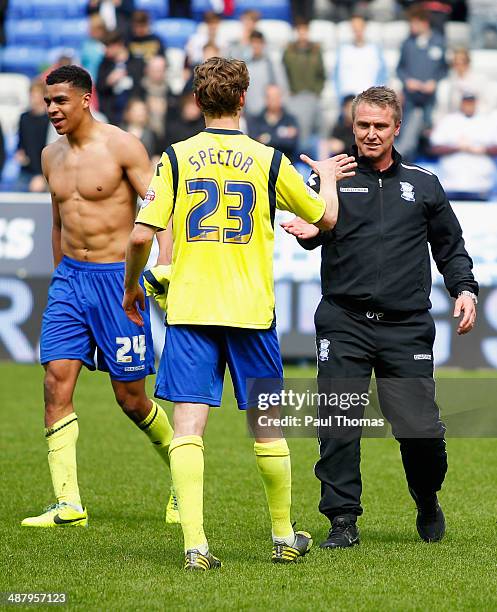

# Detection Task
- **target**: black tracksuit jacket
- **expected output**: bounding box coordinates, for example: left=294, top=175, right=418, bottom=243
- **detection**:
left=299, top=147, right=478, bottom=313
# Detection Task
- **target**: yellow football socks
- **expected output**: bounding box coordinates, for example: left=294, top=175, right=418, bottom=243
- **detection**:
left=138, top=401, right=174, bottom=467
left=46, top=413, right=81, bottom=508
left=169, top=435, right=207, bottom=552
left=254, top=438, right=294, bottom=542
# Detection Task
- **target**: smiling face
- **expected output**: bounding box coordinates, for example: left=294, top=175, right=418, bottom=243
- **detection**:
left=353, top=102, right=401, bottom=167
left=44, top=82, right=91, bottom=135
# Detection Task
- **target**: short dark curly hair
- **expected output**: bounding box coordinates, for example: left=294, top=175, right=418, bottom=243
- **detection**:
left=46, top=65, right=92, bottom=93
left=193, top=57, right=250, bottom=118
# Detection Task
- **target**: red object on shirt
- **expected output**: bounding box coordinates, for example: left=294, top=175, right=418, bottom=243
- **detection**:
left=224, top=0, right=234, bottom=16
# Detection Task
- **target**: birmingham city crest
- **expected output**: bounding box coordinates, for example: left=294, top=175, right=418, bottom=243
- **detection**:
left=400, top=181, right=415, bottom=202
left=318, top=338, right=331, bottom=361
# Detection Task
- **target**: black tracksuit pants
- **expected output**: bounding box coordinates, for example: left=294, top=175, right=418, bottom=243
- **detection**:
left=314, top=297, right=448, bottom=521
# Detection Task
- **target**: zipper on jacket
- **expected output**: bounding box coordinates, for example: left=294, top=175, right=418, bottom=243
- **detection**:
left=374, top=176, right=384, bottom=301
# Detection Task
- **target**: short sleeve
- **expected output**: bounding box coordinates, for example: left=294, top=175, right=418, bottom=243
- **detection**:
left=275, top=154, right=326, bottom=224
left=136, top=152, right=175, bottom=229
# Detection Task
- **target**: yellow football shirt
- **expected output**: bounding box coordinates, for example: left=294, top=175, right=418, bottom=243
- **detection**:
left=137, top=127, right=325, bottom=328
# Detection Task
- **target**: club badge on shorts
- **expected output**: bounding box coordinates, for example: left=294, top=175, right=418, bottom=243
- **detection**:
left=318, top=338, right=331, bottom=361
left=400, top=181, right=415, bottom=202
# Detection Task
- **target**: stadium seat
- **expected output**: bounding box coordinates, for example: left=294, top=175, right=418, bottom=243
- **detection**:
left=50, top=19, right=89, bottom=49
left=323, top=49, right=336, bottom=74
left=218, top=19, right=243, bottom=45
left=135, top=0, right=169, bottom=19
left=309, top=20, right=337, bottom=51
left=0, top=46, right=47, bottom=78
left=191, top=0, right=212, bottom=20
left=0, top=155, right=21, bottom=188
left=0, top=73, right=31, bottom=113
left=320, top=80, right=340, bottom=134
left=382, top=48, right=401, bottom=83
left=0, top=104, right=25, bottom=137
left=30, top=0, right=87, bottom=19
left=257, top=19, right=293, bottom=51
left=365, top=20, right=382, bottom=44
left=46, top=46, right=80, bottom=65
left=5, top=19, right=51, bottom=47
left=381, top=20, right=409, bottom=49
left=337, top=19, right=382, bottom=45
left=446, top=21, right=470, bottom=48
left=336, top=20, right=352, bottom=45
left=154, top=19, right=197, bottom=48
left=165, top=47, right=187, bottom=94
left=268, top=48, right=288, bottom=90
left=470, top=50, right=497, bottom=81
left=6, top=0, right=34, bottom=19
left=368, top=0, right=397, bottom=22
left=234, top=0, right=291, bottom=22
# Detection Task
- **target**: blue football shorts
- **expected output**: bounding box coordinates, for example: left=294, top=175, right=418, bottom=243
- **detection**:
left=155, top=324, right=283, bottom=410
left=40, top=256, right=155, bottom=382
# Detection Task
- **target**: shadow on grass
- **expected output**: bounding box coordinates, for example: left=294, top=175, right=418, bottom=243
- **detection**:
left=362, top=528, right=420, bottom=544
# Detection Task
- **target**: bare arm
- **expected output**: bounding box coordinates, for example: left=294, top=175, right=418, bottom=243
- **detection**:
left=50, top=200, right=63, bottom=267
left=117, top=131, right=154, bottom=200
left=123, top=223, right=157, bottom=326
left=156, top=219, right=173, bottom=265
left=42, top=147, right=63, bottom=268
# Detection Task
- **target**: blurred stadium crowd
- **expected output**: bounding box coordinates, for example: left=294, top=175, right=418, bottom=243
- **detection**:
left=0, top=0, right=497, bottom=200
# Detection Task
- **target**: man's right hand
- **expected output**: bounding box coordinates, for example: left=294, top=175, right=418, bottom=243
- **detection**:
left=300, top=153, right=356, bottom=182
left=122, top=285, right=145, bottom=327
left=281, top=217, right=319, bottom=240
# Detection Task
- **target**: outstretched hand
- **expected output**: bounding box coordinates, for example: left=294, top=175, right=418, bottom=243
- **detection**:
left=122, top=285, right=146, bottom=327
left=281, top=216, right=319, bottom=239
left=300, top=153, right=357, bottom=182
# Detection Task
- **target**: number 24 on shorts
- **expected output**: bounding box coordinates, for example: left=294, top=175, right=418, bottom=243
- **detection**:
left=116, top=335, right=146, bottom=363
left=186, top=178, right=256, bottom=244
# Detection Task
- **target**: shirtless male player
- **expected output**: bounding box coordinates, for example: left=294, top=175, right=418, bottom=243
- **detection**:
left=21, top=65, right=178, bottom=527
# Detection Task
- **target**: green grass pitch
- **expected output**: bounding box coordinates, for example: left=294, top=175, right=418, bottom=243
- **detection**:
left=1, top=363, right=496, bottom=611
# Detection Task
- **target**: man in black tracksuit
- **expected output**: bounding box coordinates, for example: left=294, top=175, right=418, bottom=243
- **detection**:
left=282, top=86, right=478, bottom=548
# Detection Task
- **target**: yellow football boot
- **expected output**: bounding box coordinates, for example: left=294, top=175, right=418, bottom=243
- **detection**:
left=21, top=503, right=88, bottom=528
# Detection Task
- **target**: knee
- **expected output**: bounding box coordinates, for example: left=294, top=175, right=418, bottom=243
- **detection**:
left=114, top=388, right=147, bottom=420
left=44, top=367, right=71, bottom=412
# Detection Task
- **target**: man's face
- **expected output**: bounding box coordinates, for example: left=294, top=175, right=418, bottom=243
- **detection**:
left=461, top=97, right=476, bottom=117
left=353, top=102, right=400, bottom=161
left=44, top=82, right=90, bottom=134
left=206, top=19, right=220, bottom=37
left=203, top=45, right=219, bottom=60
left=266, top=85, right=282, bottom=113
left=453, top=51, right=469, bottom=74
left=410, top=17, right=430, bottom=36
left=105, top=42, right=124, bottom=61
left=296, top=24, right=309, bottom=44
left=250, top=37, right=264, bottom=57
left=146, top=57, right=166, bottom=83
left=132, top=21, right=149, bottom=37
left=351, top=16, right=366, bottom=43
left=30, top=86, right=46, bottom=112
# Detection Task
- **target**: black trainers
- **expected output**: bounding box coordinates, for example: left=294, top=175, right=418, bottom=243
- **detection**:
left=410, top=490, right=446, bottom=543
left=320, top=515, right=359, bottom=549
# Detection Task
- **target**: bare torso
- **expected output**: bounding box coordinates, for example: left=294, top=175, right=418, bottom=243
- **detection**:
left=44, top=122, right=150, bottom=263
